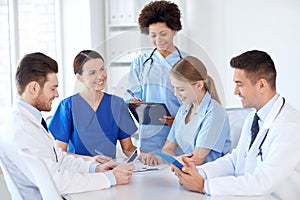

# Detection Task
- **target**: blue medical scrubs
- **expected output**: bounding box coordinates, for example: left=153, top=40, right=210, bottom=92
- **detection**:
left=167, top=92, right=231, bottom=163
left=49, top=93, right=137, bottom=158
left=125, top=48, right=188, bottom=153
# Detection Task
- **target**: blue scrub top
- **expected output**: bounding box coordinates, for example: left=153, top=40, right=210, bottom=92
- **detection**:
left=167, top=92, right=231, bottom=163
left=124, top=48, right=189, bottom=153
left=49, top=93, right=137, bottom=158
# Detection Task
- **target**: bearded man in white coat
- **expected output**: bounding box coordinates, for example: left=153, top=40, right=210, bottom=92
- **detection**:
left=173, top=50, right=300, bottom=199
left=0, top=52, right=134, bottom=199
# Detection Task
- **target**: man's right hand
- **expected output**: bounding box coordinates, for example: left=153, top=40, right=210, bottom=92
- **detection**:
left=173, top=156, right=205, bottom=193
left=112, top=163, right=134, bottom=185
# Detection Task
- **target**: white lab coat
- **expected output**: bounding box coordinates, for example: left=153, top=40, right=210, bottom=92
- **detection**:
left=0, top=102, right=112, bottom=199
left=199, top=96, right=300, bottom=199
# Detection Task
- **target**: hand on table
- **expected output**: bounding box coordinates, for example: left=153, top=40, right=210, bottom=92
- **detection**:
left=112, top=163, right=135, bottom=185
left=96, top=160, right=119, bottom=172
left=93, top=154, right=113, bottom=164
left=140, top=152, right=159, bottom=166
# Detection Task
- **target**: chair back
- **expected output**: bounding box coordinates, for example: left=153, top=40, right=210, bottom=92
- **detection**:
left=0, top=154, right=23, bottom=200
left=226, top=108, right=252, bottom=151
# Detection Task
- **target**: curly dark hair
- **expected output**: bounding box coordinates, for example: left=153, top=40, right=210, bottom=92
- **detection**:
left=138, top=1, right=182, bottom=34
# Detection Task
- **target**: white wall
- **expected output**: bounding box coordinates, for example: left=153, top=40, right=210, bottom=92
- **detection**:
left=181, top=0, right=300, bottom=111
left=59, top=0, right=105, bottom=99
left=180, top=0, right=226, bottom=105
left=58, top=0, right=300, bottom=111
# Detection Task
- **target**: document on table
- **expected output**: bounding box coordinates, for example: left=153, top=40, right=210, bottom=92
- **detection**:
left=133, top=160, right=168, bottom=173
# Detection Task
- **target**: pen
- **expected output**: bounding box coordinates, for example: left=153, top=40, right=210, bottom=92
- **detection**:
left=94, top=149, right=104, bottom=155
left=134, top=168, right=159, bottom=173
left=126, top=89, right=135, bottom=98
left=257, top=149, right=263, bottom=161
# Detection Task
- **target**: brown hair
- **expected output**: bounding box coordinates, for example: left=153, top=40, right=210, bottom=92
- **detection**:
left=171, top=56, right=221, bottom=104
left=15, top=52, right=58, bottom=95
left=230, top=50, right=276, bottom=89
left=138, top=1, right=182, bottom=34
left=73, top=50, right=104, bottom=75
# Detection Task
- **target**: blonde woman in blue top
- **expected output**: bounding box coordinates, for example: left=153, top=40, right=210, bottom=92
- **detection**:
left=143, top=56, right=231, bottom=166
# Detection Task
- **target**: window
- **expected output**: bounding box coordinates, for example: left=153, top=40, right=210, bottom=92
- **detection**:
left=0, top=0, right=58, bottom=125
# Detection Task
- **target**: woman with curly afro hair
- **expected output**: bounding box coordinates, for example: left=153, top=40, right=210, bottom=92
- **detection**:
left=125, top=1, right=189, bottom=162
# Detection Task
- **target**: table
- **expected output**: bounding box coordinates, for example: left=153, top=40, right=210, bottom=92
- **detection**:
left=65, top=166, right=272, bottom=200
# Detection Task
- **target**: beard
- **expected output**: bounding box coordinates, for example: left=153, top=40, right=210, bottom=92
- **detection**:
left=33, top=92, right=52, bottom=112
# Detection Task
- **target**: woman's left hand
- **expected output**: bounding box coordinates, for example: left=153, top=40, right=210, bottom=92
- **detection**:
left=93, top=155, right=113, bottom=164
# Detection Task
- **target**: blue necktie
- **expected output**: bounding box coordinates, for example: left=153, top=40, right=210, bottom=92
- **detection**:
left=41, top=118, right=48, bottom=132
left=249, top=113, right=259, bottom=149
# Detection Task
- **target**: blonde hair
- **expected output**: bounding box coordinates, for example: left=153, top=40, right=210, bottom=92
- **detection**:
left=170, top=56, right=221, bottom=104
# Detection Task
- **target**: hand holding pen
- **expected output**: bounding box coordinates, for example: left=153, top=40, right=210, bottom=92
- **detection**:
left=94, top=149, right=113, bottom=164
left=127, top=89, right=143, bottom=103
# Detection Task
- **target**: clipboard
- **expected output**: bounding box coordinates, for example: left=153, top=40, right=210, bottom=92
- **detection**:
left=128, top=102, right=170, bottom=125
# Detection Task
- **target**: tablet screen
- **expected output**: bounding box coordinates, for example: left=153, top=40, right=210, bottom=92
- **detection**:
left=128, top=102, right=170, bottom=125
left=126, top=149, right=139, bottom=163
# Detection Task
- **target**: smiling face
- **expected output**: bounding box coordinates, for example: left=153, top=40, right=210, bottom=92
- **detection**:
left=149, top=22, right=176, bottom=53
left=233, top=68, right=261, bottom=110
left=77, top=58, right=107, bottom=92
left=170, top=75, right=200, bottom=105
left=33, top=72, right=59, bottom=112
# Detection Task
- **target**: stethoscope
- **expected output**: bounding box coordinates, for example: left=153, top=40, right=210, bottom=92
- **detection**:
left=142, top=46, right=183, bottom=66
left=139, top=46, right=182, bottom=87
left=256, top=97, right=285, bottom=161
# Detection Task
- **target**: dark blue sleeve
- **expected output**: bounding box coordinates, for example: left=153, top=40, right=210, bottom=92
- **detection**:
left=49, top=98, right=73, bottom=143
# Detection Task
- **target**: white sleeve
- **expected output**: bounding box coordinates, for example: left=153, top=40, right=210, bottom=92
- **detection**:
left=203, top=120, right=300, bottom=196
left=199, top=149, right=237, bottom=179
left=47, top=146, right=113, bottom=194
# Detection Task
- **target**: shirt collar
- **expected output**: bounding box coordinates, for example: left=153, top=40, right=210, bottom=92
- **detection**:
left=183, top=92, right=211, bottom=116
left=257, top=93, right=280, bottom=126
left=16, top=98, right=42, bottom=123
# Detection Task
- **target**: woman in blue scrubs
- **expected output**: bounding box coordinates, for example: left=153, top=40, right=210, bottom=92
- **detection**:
left=124, top=1, right=188, bottom=153
left=144, top=56, right=231, bottom=166
left=49, top=50, right=137, bottom=163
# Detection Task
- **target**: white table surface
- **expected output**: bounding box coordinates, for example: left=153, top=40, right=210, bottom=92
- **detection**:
left=65, top=166, right=272, bottom=200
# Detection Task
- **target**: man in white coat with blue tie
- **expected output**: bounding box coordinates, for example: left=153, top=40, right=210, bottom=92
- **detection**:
left=0, top=52, right=134, bottom=199
left=173, top=50, right=300, bottom=199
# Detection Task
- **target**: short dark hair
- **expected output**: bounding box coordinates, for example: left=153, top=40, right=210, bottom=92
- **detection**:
left=15, top=52, right=58, bottom=95
left=230, top=50, right=276, bottom=89
left=73, top=50, right=104, bottom=75
left=138, top=1, right=182, bottom=34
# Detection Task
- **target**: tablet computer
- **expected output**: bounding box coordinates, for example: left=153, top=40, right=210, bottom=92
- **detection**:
left=126, top=149, right=140, bottom=163
left=155, top=151, right=183, bottom=170
left=128, top=102, right=170, bottom=125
